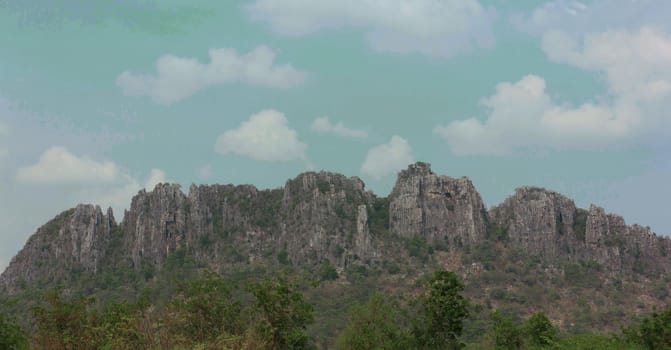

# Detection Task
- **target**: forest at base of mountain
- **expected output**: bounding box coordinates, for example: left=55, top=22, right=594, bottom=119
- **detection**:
left=1, top=257, right=670, bottom=350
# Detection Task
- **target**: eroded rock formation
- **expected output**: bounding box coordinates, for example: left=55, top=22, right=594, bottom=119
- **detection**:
left=389, top=162, right=488, bottom=247
left=2, top=162, right=670, bottom=295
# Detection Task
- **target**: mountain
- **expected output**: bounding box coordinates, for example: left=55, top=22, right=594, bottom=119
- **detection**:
left=1, top=162, right=669, bottom=336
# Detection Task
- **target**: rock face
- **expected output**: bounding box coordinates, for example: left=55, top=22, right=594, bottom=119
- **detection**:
left=488, top=187, right=579, bottom=258
left=582, top=205, right=671, bottom=275
left=389, top=162, right=488, bottom=247
left=2, top=162, right=670, bottom=295
left=121, top=184, right=189, bottom=269
left=279, top=172, right=375, bottom=266
left=0, top=205, right=116, bottom=294
left=491, top=188, right=671, bottom=275
left=114, top=172, right=378, bottom=273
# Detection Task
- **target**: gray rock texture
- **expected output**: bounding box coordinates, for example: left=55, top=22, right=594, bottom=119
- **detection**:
left=2, top=163, right=670, bottom=295
left=0, top=204, right=116, bottom=294
left=488, top=187, right=578, bottom=258
left=389, top=162, right=488, bottom=247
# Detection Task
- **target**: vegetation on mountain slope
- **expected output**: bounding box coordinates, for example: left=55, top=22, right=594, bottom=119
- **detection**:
left=1, top=267, right=670, bottom=350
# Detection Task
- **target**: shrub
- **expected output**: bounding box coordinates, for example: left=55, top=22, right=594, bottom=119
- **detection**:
left=336, top=293, right=410, bottom=350
left=319, top=260, right=339, bottom=281
left=345, top=264, right=368, bottom=283
left=0, top=311, right=27, bottom=350
left=277, top=250, right=291, bottom=266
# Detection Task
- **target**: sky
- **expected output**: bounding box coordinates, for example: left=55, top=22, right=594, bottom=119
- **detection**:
left=1, top=0, right=670, bottom=271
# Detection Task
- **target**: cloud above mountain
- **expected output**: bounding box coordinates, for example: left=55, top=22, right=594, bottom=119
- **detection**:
left=117, top=46, right=307, bottom=105
left=311, top=117, right=368, bottom=139
left=438, top=22, right=671, bottom=155
left=248, top=0, right=496, bottom=57
left=215, top=109, right=307, bottom=162
left=361, top=135, right=413, bottom=180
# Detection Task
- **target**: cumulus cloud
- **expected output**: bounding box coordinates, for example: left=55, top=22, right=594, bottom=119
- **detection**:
left=247, top=0, right=496, bottom=57
left=199, top=164, right=212, bottom=181
left=435, top=75, right=631, bottom=155
left=438, top=25, right=671, bottom=155
left=310, top=116, right=368, bottom=138
left=16, top=146, right=167, bottom=216
left=542, top=27, right=671, bottom=99
left=117, top=46, right=308, bottom=104
left=214, top=109, right=307, bottom=162
left=516, top=0, right=671, bottom=37
left=84, top=168, right=168, bottom=216
left=360, top=135, right=413, bottom=180
left=144, top=168, right=167, bottom=189
left=17, top=146, right=120, bottom=185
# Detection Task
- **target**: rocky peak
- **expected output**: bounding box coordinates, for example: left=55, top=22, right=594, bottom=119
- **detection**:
left=121, top=183, right=188, bottom=269
left=583, top=204, right=671, bottom=275
left=398, top=161, right=433, bottom=177
left=0, top=204, right=116, bottom=294
left=389, top=162, right=488, bottom=247
left=281, top=171, right=375, bottom=265
left=489, top=186, right=579, bottom=257
left=585, top=205, right=610, bottom=246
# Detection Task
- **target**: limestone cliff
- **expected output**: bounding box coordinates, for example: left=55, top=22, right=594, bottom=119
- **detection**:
left=0, top=205, right=116, bottom=294
left=279, top=172, right=376, bottom=266
left=488, top=187, right=579, bottom=258
left=389, top=162, right=488, bottom=247
left=582, top=204, right=671, bottom=275
left=490, top=187, right=671, bottom=275
left=2, top=162, right=670, bottom=296
left=117, top=171, right=377, bottom=273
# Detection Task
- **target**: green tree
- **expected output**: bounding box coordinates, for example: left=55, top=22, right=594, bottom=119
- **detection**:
left=168, top=271, right=243, bottom=345
left=319, top=260, right=338, bottom=281
left=336, top=293, right=410, bottom=350
left=488, top=310, right=523, bottom=350
left=97, top=300, right=150, bottom=349
left=624, top=306, right=671, bottom=350
left=0, top=311, right=27, bottom=350
left=412, top=270, right=470, bottom=349
left=246, top=275, right=314, bottom=349
left=554, top=334, right=644, bottom=350
left=524, top=312, right=556, bottom=347
left=31, top=290, right=100, bottom=349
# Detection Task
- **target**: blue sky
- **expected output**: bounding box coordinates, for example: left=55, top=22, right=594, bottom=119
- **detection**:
left=1, top=0, right=670, bottom=270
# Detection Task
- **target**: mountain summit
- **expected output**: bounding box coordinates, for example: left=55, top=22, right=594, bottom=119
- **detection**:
left=2, top=162, right=669, bottom=297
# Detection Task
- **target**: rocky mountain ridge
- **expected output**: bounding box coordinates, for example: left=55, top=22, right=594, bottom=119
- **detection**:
left=1, top=162, right=669, bottom=295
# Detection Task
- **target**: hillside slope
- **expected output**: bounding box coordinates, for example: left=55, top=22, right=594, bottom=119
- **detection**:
left=1, top=162, right=669, bottom=337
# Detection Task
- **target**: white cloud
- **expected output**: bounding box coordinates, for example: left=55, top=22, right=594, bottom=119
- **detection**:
left=435, top=75, right=636, bottom=155
left=517, top=0, right=671, bottom=37
left=199, top=164, right=212, bottom=181
left=247, top=0, right=496, bottom=57
left=310, top=116, right=368, bottom=138
left=438, top=25, right=671, bottom=155
left=542, top=27, right=671, bottom=98
left=144, top=168, right=167, bottom=190
left=16, top=146, right=167, bottom=216
left=117, top=46, right=308, bottom=105
left=361, top=135, right=413, bottom=180
left=214, top=109, right=307, bottom=162
left=86, top=168, right=167, bottom=216
left=17, top=146, right=120, bottom=185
